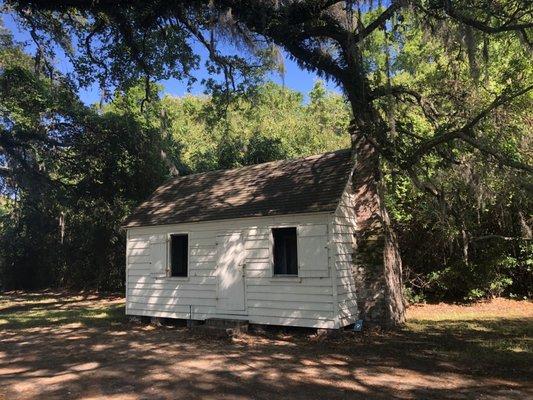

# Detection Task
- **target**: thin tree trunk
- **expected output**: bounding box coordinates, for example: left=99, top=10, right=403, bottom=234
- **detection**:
left=160, top=149, right=179, bottom=177
left=160, top=109, right=180, bottom=177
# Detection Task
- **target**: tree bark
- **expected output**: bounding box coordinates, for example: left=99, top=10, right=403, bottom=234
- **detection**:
left=349, top=119, right=406, bottom=327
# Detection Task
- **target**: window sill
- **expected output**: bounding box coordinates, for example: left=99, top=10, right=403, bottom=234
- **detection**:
left=270, top=276, right=301, bottom=283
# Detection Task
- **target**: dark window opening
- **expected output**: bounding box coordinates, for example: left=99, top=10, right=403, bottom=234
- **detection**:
left=273, top=227, right=298, bottom=275
left=170, top=234, right=188, bottom=277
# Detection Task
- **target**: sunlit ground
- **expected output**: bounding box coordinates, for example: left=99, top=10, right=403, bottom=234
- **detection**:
left=1, top=292, right=531, bottom=399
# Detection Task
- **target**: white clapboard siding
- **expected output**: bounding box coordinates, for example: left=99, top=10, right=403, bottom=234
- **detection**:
left=245, top=277, right=332, bottom=287
left=189, top=248, right=216, bottom=257
left=252, top=300, right=332, bottom=312
left=245, top=248, right=270, bottom=260
left=247, top=306, right=332, bottom=318
left=247, top=291, right=333, bottom=302
left=127, top=279, right=216, bottom=295
left=189, top=261, right=216, bottom=271
left=245, top=238, right=270, bottom=250
left=126, top=211, right=340, bottom=328
left=127, top=263, right=151, bottom=272
left=247, top=227, right=270, bottom=236
left=246, top=284, right=332, bottom=295
left=130, top=233, right=166, bottom=242
left=128, top=296, right=216, bottom=307
left=127, top=281, right=215, bottom=291
left=127, top=303, right=213, bottom=316
left=127, top=247, right=150, bottom=257
left=189, top=253, right=217, bottom=263
left=128, top=255, right=151, bottom=265
left=330, top=180, right=359, bottom=326
left=128, top=288, right=216, bottom=297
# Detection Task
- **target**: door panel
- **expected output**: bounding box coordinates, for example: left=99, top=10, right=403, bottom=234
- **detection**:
left=216, top=232, right=246, bottom=313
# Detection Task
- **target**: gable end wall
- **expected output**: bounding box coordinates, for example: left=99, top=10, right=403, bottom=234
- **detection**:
left=330, top=176, right=359, bottom=327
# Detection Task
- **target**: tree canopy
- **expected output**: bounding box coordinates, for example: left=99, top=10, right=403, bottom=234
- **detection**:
left=3, top=0, right=531, bottom=174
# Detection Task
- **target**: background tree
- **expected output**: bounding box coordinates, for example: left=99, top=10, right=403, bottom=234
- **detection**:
left=0, top=28, right=168, bottom=289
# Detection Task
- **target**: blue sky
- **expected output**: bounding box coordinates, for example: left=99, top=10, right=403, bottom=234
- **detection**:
left=2, top=13, right=341, bottom=105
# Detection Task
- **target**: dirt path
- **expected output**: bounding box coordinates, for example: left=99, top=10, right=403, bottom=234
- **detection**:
left=0, top=293, right=531, bottom=399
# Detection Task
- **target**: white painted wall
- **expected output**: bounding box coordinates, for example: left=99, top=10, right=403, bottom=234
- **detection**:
left=331, top=180, right=360, bottom=327
left=126, top=212, right=345, bottom=329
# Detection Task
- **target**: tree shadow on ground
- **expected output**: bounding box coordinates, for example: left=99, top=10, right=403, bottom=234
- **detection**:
left=0, top=293, right=531, bottom=400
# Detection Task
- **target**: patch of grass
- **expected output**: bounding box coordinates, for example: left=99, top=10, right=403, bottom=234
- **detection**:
left=0, top=293, right=59, bottom=308
left=0, top=292, right=126, bottom=329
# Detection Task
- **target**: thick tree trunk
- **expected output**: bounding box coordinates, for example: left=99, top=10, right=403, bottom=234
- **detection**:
left=349, top=121, right=406, bottom=327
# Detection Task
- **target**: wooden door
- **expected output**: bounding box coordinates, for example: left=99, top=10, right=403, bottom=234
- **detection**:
left=216, top=232, right=246, bottom=313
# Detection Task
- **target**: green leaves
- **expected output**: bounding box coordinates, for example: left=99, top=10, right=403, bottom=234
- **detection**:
left=155, top=81, right=350, bottom=172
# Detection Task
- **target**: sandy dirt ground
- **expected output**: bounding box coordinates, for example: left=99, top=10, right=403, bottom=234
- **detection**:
left=0, top=293, right=531, bottom=399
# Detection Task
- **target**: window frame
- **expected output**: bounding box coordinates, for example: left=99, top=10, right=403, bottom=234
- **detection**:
left=167, top=232, right=190, bottom=279
left=270, top=226, right=299, bottom=277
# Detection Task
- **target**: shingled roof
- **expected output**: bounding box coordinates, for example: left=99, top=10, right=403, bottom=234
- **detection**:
left=123, top=149, right=354, bottom=228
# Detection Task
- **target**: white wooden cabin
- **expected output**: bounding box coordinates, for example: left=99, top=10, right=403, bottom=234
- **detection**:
left=124, top=149, right=359, bottom=329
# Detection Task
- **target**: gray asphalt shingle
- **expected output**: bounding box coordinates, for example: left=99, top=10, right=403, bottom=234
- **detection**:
left=123, top=149, right=353, bottom=228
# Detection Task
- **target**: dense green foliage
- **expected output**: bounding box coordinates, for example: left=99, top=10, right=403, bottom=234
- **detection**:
left=0, top=32, right=168, bottom=289
left=106, top=81, right=351, bottom=173
left=364, top=11, right=533, bottom=301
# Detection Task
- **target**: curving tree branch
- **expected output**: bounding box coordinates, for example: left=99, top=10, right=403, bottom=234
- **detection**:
left=353, top=0, right=405, bottom=42
left=456, top=132, right=533, bottom=173
left=405, top=83, right=533, bottom=168
left=440, top=0, right=533, bottom=34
